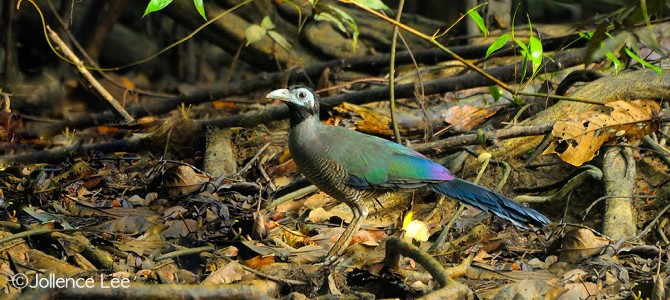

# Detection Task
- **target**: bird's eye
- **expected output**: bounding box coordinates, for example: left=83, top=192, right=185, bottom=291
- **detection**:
left=298, top=91, right=306, bottom=98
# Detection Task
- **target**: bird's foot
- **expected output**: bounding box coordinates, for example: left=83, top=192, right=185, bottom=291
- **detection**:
left=315, top=238, right=346, bottom=266
left=315, top=253, right=343, bottom=266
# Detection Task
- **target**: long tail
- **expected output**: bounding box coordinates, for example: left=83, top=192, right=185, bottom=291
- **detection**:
left=431, top=179, right=550, bottom=229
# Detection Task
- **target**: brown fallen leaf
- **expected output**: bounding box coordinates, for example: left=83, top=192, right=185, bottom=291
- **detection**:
left=543, top=99, right=660, bottom=166
left=202, top=261, right=245, bottom=284
left=243, top=255, right=276, bottom=269
left=558, top=228, right=610, bottom=263
left=494, top=278, right=556, bottom=299
left=162, top=219, right=199, bottom=238
left=562, top=282, right=600, bottom=299
left=350, top=229, right=387, bottom=246
left=159, top=165, right=210, bottom=198
left=442, top=104, right=501, bottom=131
left=334, top=102, right=394, bottom=136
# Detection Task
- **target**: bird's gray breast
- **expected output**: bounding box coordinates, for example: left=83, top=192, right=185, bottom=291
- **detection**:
left=289, top=141, right=360, bottom=202
left=288, top=119, right=384, bottom=203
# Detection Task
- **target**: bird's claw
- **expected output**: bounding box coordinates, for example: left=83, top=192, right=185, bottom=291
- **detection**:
left=315, top=255, right=336, bottom=266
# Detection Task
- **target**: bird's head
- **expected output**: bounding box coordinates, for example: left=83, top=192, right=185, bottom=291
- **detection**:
left=266, top=86, right=320, bottom=125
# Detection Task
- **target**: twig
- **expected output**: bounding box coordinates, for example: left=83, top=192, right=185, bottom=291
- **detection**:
left=657, top=218, right=670, bottom=244
left=343, top=0, right=511, bottom=91
left=562, top=191, right=573, bottom=223
left=444, top=253, right=474, bottom=279
left=429, top=204, right=465, bottom=253
left=523, top=133, right=553, bottom=166
left=258, top=153, right=277, bottom=192
left=412, top=123, right=554, bottom=153
left=0, top=134, right=146, bottom=164
left=231, top=258, right=306, bottom=286
left=634, top=200, right=670, bottom=240
left=232, top=142, right=270, bottom=178
left=388, top=0, right=405, bottom=144
left=43, top=0, right=174, bottom=99
left=0, top=228, right=76, bottom=245
left=643, top=135, right=670, bottom=167
left=162, top=159, right=211, bottom=177
left=397, top=31, right=431, bottom=140
left=516, top=165, right=603, bottom=203
left=154, top=246, right=216, bottom=261
left=490, top=160, right=511, bottom=191
left=582, top=195, right=656, bottom=220
left=267, top=185, right=319, bottom=210
left=46, top=26, right=133, bottom=122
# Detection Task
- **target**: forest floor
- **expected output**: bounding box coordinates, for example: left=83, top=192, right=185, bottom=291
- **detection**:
left=1, top=1, right=669, bottom=299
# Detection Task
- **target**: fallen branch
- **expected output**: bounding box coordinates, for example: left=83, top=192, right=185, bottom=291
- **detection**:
left=202, top=47, right=588, bottom=129
left=5, top=103, right=670, bottom=166
left=15, top=40, right=586, bottom=138
left=384, top=237, right=473, bottom=299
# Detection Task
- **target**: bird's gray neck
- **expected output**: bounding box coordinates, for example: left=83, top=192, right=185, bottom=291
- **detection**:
left=288, top=104, right=319, bottom=128
left=289, top=114, right=321, bottom=141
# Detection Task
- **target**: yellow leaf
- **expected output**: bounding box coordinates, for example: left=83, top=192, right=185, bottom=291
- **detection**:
left=402, top=211, right=414, bottom=230
left=401, top=211, right=429, bottom=242
left=403, top=220, right=429, bottom=242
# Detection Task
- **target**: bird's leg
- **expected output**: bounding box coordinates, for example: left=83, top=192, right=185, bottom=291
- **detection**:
left=322, top=200, right=369, bottom=263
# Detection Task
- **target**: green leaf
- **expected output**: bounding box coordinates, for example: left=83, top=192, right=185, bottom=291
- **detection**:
left=315, top=12, right=346, bottom=33
left=529, top=36, right=543, bottom=73
left=193, top=0, right=206, bottom=20
left=488, top=86, right=502, bottom=102
left=330, top=7, right=357, bottom=31
left=245, top=24, right=266, bottom=46
left=584, top=22, right=610, bottom=65
left=353, top=0, right=391, bottom=12
left=625, top=48, right=662, bottom=76
left=268, top=30, right=293, bottom=52
left=143, top=0, right=173, bottom=17
left=261, top=16, right=275, bottom=30
left=605, top=51, right=622, bottom=75
left=467, top=10, right=488, bottom=37
left=515, top=40, right=529, bottom=58
left=330, top=7, right=358, bottom=51
left=579, top=32, right=594, bottom=40
left=512, top=96, right=524, bottom=106
left=591, top=31, right=632, bottom=61
left=316, top=7, right=359, bottom=52
left=485, top=33, right=511, bottom=59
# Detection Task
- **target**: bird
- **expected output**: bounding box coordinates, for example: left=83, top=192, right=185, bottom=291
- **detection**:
left=267, top=86, right=550, bottom=263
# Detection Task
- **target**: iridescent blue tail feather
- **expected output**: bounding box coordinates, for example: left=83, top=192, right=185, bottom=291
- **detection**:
left=431, top=179, right=550, bottom=229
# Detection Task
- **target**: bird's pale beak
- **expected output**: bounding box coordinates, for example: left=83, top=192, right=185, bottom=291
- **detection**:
left=266, top=89, right=291, bottom=103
